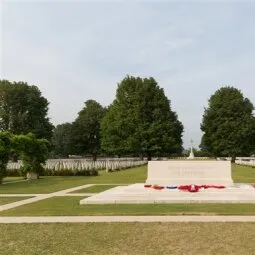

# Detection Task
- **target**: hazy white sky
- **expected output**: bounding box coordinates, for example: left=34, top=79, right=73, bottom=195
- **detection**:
left=1, top=0, right=255, bottom=148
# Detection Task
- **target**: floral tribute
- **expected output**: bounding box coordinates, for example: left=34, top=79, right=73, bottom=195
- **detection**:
left=144, top=184, right=225, bottom=192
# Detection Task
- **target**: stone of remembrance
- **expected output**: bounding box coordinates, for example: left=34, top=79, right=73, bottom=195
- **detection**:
left=146, top=161, right=233, bottom=186
left=80, top=160, right=255, bottom=204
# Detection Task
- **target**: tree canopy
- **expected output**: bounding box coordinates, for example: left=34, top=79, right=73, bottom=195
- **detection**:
left=100, top=76, right=183, bottom=159
left=200, top=86, right=255, bottom=161
left=0, top=80, right=54, bottom=139
left=0, top=132, right=12, bottom=183
left=69, top=100, right=105, bottom=160
left=51, top=123, right=73, bottom=158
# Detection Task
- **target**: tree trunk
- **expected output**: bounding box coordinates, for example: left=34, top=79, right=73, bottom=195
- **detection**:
left=92, top=154, right=97, bottom=161
left=147, top=154, right=152, bottom=161
left=231, top=156, right=236, bottom=163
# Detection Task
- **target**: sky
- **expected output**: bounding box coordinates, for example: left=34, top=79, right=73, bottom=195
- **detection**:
left=1, top=0, right=255, bottom=148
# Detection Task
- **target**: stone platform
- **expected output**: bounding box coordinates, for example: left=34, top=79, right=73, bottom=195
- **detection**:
left=80, top=183, right=255, bottom=204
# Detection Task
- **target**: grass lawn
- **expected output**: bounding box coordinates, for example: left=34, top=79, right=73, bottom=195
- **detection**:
left=0, top=197, right=33, bottom=206
left=70, top=184, right=120, bottom=193
left=232, top=164, right=255, bottom=183
left=0, top=166, right=147, bottom=194
left=0, top=223, right=255, bottom=255
left=1, top=196, right=255, bottom=216
left=2, top=177, right=25, bottom=183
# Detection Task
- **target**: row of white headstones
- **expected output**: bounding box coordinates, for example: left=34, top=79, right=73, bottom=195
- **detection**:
left=235, top=159, right=255, bottom=167
left=7, top=159, right=147, bottom=172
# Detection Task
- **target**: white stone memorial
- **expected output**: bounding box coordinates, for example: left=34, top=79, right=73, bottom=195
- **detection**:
left=80, top=160, right=255, bottom=204
left=146, top=161, right=233, bottom=186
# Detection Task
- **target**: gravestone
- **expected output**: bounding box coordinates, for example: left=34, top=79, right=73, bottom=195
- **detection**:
left=146, top=161, right=233, bottom=186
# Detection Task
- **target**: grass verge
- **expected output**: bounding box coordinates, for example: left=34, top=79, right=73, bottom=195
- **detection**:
left=70, top=185, right=120, bottom=193
left=2, top=177, right=25, bottom=183
left=0, top=223, right=255, bottom=255
left=1, top=196, right=255, bottom=216
left=232, top=164, right=255, bottom=183
left=0, top=197, right=33, bottom=205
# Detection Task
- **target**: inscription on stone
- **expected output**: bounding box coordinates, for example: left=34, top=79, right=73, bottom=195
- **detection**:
left=146, top=160, right=233, bottom=186
left=169, top=169, right=205, bottom=177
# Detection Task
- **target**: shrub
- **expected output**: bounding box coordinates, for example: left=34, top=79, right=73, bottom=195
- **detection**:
left=12, top=133, right=51, bottom=179
left=42, top=168, right=98, bottom=176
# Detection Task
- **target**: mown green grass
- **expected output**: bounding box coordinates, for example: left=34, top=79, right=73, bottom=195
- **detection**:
left=2, top=177, right=25, bottom=183
left=0, top=166, right=147, bottom=194
left=70, top=184, right=120, bottom=193
left=1, top=223, right=255, bottom=255
left=1, top=196, right=255, bottom=216
left=0, top=197, right=33, bottom=205
left=232, top=164, right=255, bottom=183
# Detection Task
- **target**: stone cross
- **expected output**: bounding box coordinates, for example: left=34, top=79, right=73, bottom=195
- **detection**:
left=188, top=138, right=195, bottom=159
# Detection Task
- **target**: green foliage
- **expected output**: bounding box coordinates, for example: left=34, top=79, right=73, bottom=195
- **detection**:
left=69, top=100, right=105, bottom=159
left=0, top=80, right=54, bottom=139
left=51, top=123, right=73, bottom=158
left=100, top=76, right=183, bottom=158
left=0, top=131, right=12, bottom=183
left=201, top=86, right=255, bottom=160
left=12, top=133, right=51, bottom=177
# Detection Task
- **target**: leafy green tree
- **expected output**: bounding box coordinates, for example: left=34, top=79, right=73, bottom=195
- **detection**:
left=201, top=86, right=255, bottom=162
left=100, top=76, right=183, bottom=159
left=12, top=133, right=51, bottom=179
left=0, top=132, right=12, bottom=183
left=0, top=80, right=54, bottom=139
left=51, top=123, right=73, bottom=158
left=69, top=100, right=105, bottom=160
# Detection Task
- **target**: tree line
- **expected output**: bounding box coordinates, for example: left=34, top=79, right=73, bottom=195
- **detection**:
left=1, top=77, right=255, bottom=164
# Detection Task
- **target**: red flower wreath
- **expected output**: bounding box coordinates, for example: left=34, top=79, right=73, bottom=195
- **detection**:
left=178, top=185, right=200, bottom=192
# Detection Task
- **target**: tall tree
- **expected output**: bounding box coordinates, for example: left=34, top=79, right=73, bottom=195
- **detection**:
left=51, top=123, right=73, bottom=158
left=100, top=76, right=183, bottom=159
left=69, top=100, right=105, bottom=160
left=0, top=132, right=12, bottom=183
left=0, top=80, right=54, bottom=139
left=200, top=86, right=255, bottom=162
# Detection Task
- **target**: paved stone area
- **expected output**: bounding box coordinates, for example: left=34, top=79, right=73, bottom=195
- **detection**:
left=0, top=194, right=42, bottom=197
left=80, top=183, right=255, bottom=204
left=1, top=216, right=255, bottom=223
